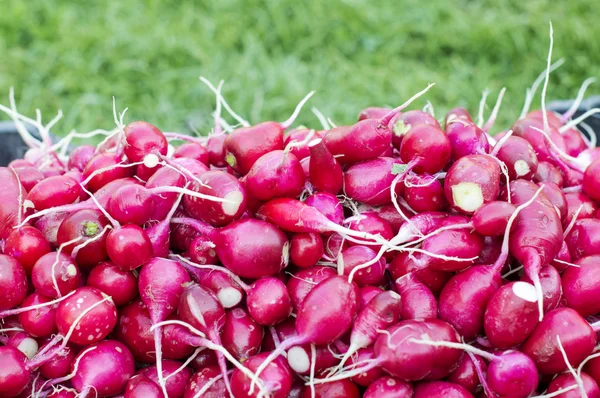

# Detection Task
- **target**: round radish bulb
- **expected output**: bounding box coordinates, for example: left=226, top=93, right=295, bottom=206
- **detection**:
left=207, top=134, right=227, bottom=167
left=364, top=376, right=413, bottom=398
left=56, top=209, right=109, bottom=269
left=304, top=192, right=344, bottom=225
left=287, top=266, right=336, bottom=312
left=547, top=372, right=600, bottom=398
left=486, top=351, right=539, bottom=398
left=0, top=346, right=30, bottom=397
left=230, top=353, right=293, bottom=398
left=222, top=307, right=264, bottom=361
left=495, top=136, right=538, bottom=180
left=8, top=159, right=32, bottom=168
left=290, top=232, right=324, bottom=268
left=108, top=184, right=155, bottom=226
left=413, top=381, right=474, bottom=398
left=308, top=138, right=343, bottom=194
left=399, top=124, right=451, bottom=174
left=12, top=166, right=44, bottom=192
left=403, top=173, right=447, bottom=212
left=395, top=273, right=438, bottom=320
left=4, top=226, right=50, bottom=274
left=183, top=366, right=227, bottom=397
left=173, top=142, right=209, bottom=165
left=339, top=246, right=386, bottom=286
left=116, top=299, right=156, bottom=363
left=301, top=380, right=360, bottom=398
left=125, top=374, right=162, bottom=398
left=87, top=261, right=138, bottom=306
left=247, top=277, right=293, bottom=326
left=0, top=255, right=28, bottom=310
left=183, top=170, right=247, bottom=227
left=83, top=153, right=133, bottom=192
left=389, top=110, right=439, bottom=149
left=68, top=145, right=96, bottom=172
left=322, top=120, right=392, bottom=165
left=285, top=128, right=321, bottom=161
left=224, top=121, right=284, bottom=175
left=562, top=255, right=600, bottom=316
left=447, top=355, right=486, bottom=395
left=123, top=121, right=168, bottom=163
left=186, top=235, right=218, bottom=265
left=512, top=117, right=566, bottom=163
left=566, top=219, right=600, bottom=260
left=47, top=388, right=78, bottom=398
left=38, top=343, right=75, bottom=379
left=358, top=107, right=391, bottom=121
left=533, top=160, right=564, bottom=187
left=145, top=167, right=186, bottom=220
left=55, top=286, right=117, bottom=345
left=389, top=251, right=450, bottom=295
left=139, top=360, right=193, bottom=398
left=18, top=293, right=58, bottom=337
left=348, top=347, right=384, bottom=386
left=106, top=225, right=153, bottom=271
left=6, top=331, right=38, bottom=360
left=245, top=150, right=305, bottom=201
left=583, top=159, right=600, bottom=202
left=27, top=175, right=80, bottom=211
left=344, top=157, right=402, bottom=206
left=565, top=192, right=597, bottom=224
left=444, top=155, right=500, bottom=214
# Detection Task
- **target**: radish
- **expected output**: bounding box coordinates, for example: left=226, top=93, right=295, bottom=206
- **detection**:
left=179, top=263, right=244, bottom=309
left=566, top=219, right=600, bottom=260
left=403, top=173, right=447, bottom=212
left=399, top=124, right=451, bottom=174
left=290, top=232, right=324, bottom=268
left=521, top=265, right=562, bottom=312
left=358, top=107, right=391, bottom=121
left=12, top=165, right=45, bottom=191
left=230, top=353, right=293, bottom=398
left=86, top=261, right=138, bottom=306
left=145, top=166, right=186, bottom=219
left=495, top=136, right=538, bottom=180
left=389, top=109, right=440, bottom=149
left=107, top=184, right=155, bottom=226
left=0, top=168, right=25, bottom=240
left=344, top=157, right=402, bottom=206
left=565, top=192, right=596, bottom=224
left=247, top=277, right=293, bottom=326
left=83, top=153, right=133, bottom=192
left=0, top=346, right=30, bottom=397
left=106, top=225, right=153, bottom=271
left=123, top=121, right=168, bottom=163
left=446, top=120, right=489, bottom=161
left=37, top=342, right=75, bottom=379
left=395, top=272, right=438, bottom=320
left=419, top=227, right=484, bottom=272
left=245, top=150, right=305, bottom=201
left=512, top=117, right=566, bottom=162
left=444, top=155, right=501, bottom=214
left=339, top=246, right=386, bottom=286
left=173, top=142, right=209, bottom=165
left=6, top=331, right=38, bottom=360
left=68, top=145, right=96, bottom=172
left=389, top=251, right=450, bottom=294
left=447, top=354, right=487, bottom=395
left=546, top=372, right=600, bottom=398
left=471, top=201, right=516, bottom=237
left=56, top=209, right=109, bottom=269
left=31, top=252, right=80, bottom=298
left=413, top=381, right=474, bottom=398
left=307, top=138, right=342, bottom=194
left=285, top=127, right=322, bottom=160
left=304, top=191, right=345, bottom=225
left=18, top=293, right=58, bottom=337
left=185, top=235, right=218, bottom=265
left=125, top=374, right=162, bottom=398
left=27, top=175, right=80, bottom=211
left=363, top=376, right=413, bottom=398
left=562, top=255, right=600, bottom=316
left=446, top=107, right=474, bottom=125
left=287, top=266, right=336, bottom=311
left=302, top=379, right=360, bottom=398
left=534, top=160, right=564, bottom=186
left=222, top=307, right=264, bottom=361
left=138, top=360, right=193, bottom=398
left=583, top=159, right=600, bottom=202
left=4, top=226, right=50, bottom=274
left=183, top=366, right=227, bottom=398
left=0, top=254, right=28, bottom=311
left=522, top=307, right=596, bottom=374
left=347, top=213, right=394, bottom=256
left=540, top=182, right=567, bottom=224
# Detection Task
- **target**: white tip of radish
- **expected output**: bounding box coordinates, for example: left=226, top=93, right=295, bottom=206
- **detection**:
left=217, top=288, right=243, bottom=309
left=23, top=200, right=35, bottom=211
left=512, top=281, right=538, bottom=303
left=17, top=337, right=39, bottom=360
left=451, top=182, right=484, bottom=213
left=167, top=144, right=175, bottom=157
left=514, top=160, right=530, bottom=177
left=288, top=346, right=310, bottom=373
left=143, top=154, right=160, bottom=168
left=222, top=191, right=244, bottom=216
left=282, top=241, right=290, bottom=267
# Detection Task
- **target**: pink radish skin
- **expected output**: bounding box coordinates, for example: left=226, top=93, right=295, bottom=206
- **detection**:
left=47, top=389, right=77, bottom=398
left=562, top=255, right=600, bottom=316
left=290, top=232, right=324, bottom=268
left=145, top=167, right=186, bottom=219
left=520, top=265, right=562, bottom=312
left=344, top=157, right=402, bottom=206
left=446, top=107, right=473, bottom=125
left=566, top=219, right=600, bottom=260
left=308, top=138, right=343, bottom=194
left=403, top=173, right=447, bottom=212
left=55, top=286, right=117, bottom=345
left=540, top=182, right=568, bottom=224
left=552, top=242, right=572, bottom=272
left=0, top=254, right=28, bottom=310
left=547, top=372, right=600, bottom=398
left=171, top=157, right=209, bottom=178
left=173, top=142, right=209, bottom=165
left=475, top=236, right=504, bottom=265
left=68, top=145, right=96, bottom=172
left=361, top=203, right=409, bottom=234
left=522, top=307, right=596, bottom=374
left=495, top=136, right=538, bottom=180
left=483, top=281, right=539, bottom=349
left=123, top=121, right=168, bottom=163
left=83, top=154, right=133, bottom=192
left=34, top=213, right=68, bottom=248
left=56, top=209, right=109, bottom=269
left=230, top=353, right=293, bottom=398
left=358, top=286, right=383, bottom=309
left=389, top=110, right=440, bottom=149
left=186, top=235, right=218, bottom=265
left=446, top=120, right=490, bottom=161
left=348, top=347, right=384, bottom=386
left=70, top=340, right=135, bottom=397
left=27, top=175, right=80, bottom=211
left=207, top=134, right=227, bottom=167
left=304, top=192, right=344, bottom=225
left=183, top=366, right=227, bottom=398
left=512, top=117, right=566, bottom=162
left=286, top=343, right=340, bottom=376
left=444, top=155, right=501, bottom=214
left=389, top=251, right=450, bottom=294
left=364, top=376, right=413, bottom=398
left=565, top=192, right=597, bottom=224
left=245, top=150, right=306, bottom=201
left=472, top=201, right=516, bottom=237
left=287, top=266, right=336, bottom=311
left=585, top=356, right=600, bottom=387
left=395, top=273, right=438, bottom=320
left=0, top=346, right=29, bottom=397
left=18, top=293, right=58, bottom=337
left=247, top=277, right=293, bottom=326
left=12, top=165, right=44, bottom=191
left=301, top=380, right=360, bottom=398
left=447, top=355, right=487, bottom=395
left=38, top=343, right=74, bottom=379
left=139, top=360, right=193, bottom=398
left=485, top=351, right=539, bottom=398
left=222, top=307, right=264, bottom=361
left=108, top=184, right=155, bottom=226
left=6, top=331, right=38, bottom=360
left=186, top=268, right=244, bottom=309
left=414, top=381, right=474, bottom=398
left=347, top=213, right=394, bottom=256
left=421, top=228, right=484, bottom=272
left=339, top=246, right=386, bottom=286
left=31, top=252, right=80, bottom=298
left=183, top=170, right=247, bottom=227
left=583, top=159, right=600, bottom=201
left=284, top=128, right=323, bottom=161
left=106, top=225, right=153, bottom=271
left=323, top=119, right=392, bottom=165
left=87, top=261, right=137, bottom=306
left=399, top=124, right=451, bottom=174
left=358, top=107, right=391, bottom=121
left=225, top=121, right=285, bottom=175
left=533, top=160, right=564, bottom=187
left=125, top=374, right=162, bottom=398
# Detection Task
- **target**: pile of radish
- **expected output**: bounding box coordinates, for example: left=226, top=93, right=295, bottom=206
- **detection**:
left=3, top=26, right=600, bottom=398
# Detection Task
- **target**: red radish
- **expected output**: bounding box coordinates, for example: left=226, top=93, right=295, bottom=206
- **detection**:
left=522, top=307, right=596, bottom=374
left=446, top=120, right=489, bottom=161
left=304, top=192, right=344, bottom=225
left=139, top=360, right=193, bottom=398
left=183, top=366, right=227, bottom=398
left=0, top=346, right=30, bottom=397
left=224, top=122, right=285, bottom=174
left=413, top=381, right=474, bottom=398
left=521, top=265, right=562, bottom=312
left=186, top=235, right=218, bottom=265
left=552, top=241, right=573, bottom=271
left=145, top=166, right=186, bottom=219
left=222, top=307, right=264, bottom=361
left=173, top=142, right=209, bottom=165
left=565, top=192, right=597, bottom=224
left=399, top=124, right=451, bottom=174
left=389, top=251, right=449, bottom=294
left=540, top=182, right=567, bottom=223
left=534, top=160, right=564, bottom=187
left=38, top=342, right=75, bottom=379
left=0, top=255, right=28, bottom=311
left=347, top=213, right=394, bottom=254
left=180, top=264, right=245, bottom=309
left=562, top=255, right=600, bottom=316
left=323, top=121, right=392, bottom=165
left=343, top=157, right=402, bottom=206
left=583, top=159, right=600, bottom=201
left=483, top=281, right=539, bottom=348
left=68, top=145, right=96, bottom=172
left=245, top=150, right=305, bottom=201
left=55, top=286, right=117, bottom=346
left=403, top=173, right=447, bottom=212
left=12, top=165, right=44, bottom=191
left=495, top=136, right=538, bottom=180
left=446, top=107, right=474, bottom=125
left=123, top=121, right=168, bottom=163
left=302, top=379, right=360, bottom=398
left=472, top=201, right=516, bottom=237
left=546, top=372, right=600, bottom=398
left=69, top=340, right=135, bottom=397
left=116, top=299, right=163, bottom=363
left=230, top=353, right=293, bottom=398
left=285, top=128, right=322, bottom=160
left=308, top=138, right=342, bottom=194
left=83, top=153, right=132, bottom=192
left=290, top=232, right=324, bottom=268
left=145, top=187, right=186, bottom=259
left=207, top=134, right=227, bottom=167
left=26, top=175, right=79, bottom=211
left=6, top=331, right=38, bottom=360
left=566, top=219, right=600, bottom=260
left=395, top=272, right=438, bottom=320
left=339, top=246, right=386, bottom=286
left=56, top=209, right=109, bottom=269
left=512, top=117, right=566, bottom=162
left=18, top=293, right=58, bottom=337
left=8, top=159, right=32, bottom=168
left=107, top=184, right=155, bottom=226
left=125, top=374, right=162, bottom=398
left=420, top=228, right=484, bottom=272
left=444, top=155, right=501, bottom=214
left=47, top=388, right=78, bottom=398
left=31, top=252, right=80, bottom=298
left=358, top=107, right=391, bottom=121
left=447, top=355, right=487, bottom=395
left=86, top=261, right=137, bottom=306
left=286, top=343, right=340, bottom=377
left=364, top=376, right=413, bottom=398
left=389, top=110, right=440, bottom=149
left=247, top=277, right=292, bottom=326
left=287, top=266, right=336, bottom=311
left=4, top=226, right=50, bottom=273
left=105, top=224, right=153, bottom=271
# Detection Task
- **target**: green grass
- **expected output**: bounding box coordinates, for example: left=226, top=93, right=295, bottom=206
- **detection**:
left=0, top=0, right=599, bottom=140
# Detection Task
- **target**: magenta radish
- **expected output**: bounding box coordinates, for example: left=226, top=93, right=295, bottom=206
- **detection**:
left=347, top=347, right=384, bottom=386
left=566, top=219, right=600, bottom=260
left=512, top=117, right=566, bottom=162
left=540, top=182, right=567, bottom=223
left=446, top=107, right=474, bottom=125
left=403, top=173, right=447, bottom=212
left=546, top=372, right=600, bottom=398
left=561, top=255, right=600, bottom=316
left=12, top=165, right=44, bottom=191
left=583, top=159, right=600, bottom=201
left=399, top=124, right=451, bottom=174
left=413, top=381, right=474, bottom=398
left=534, top=160, right=564, bottom=187
left=389, top=251, right=450, bottom=294
left=26, top=175, right=80, bottom=211
left=389, top=109, right=440, bottom=149
left=125, top=374, right=162, bottom=398
left=522, top=307, right=596, bottom=374
left=284, top=128, right=322, bottom=160
left=6, top=331, right=38, bottom=360
left=290, top=232, right=324, bottom=268
left=86, top=261, right=137, bottom=306
left=67, top=144, right=96, bottom=172
left=0, top=346, right=30, bottom=397
left=304, top=192, right=344, bottom=225
left=420, top=228, right=484, bottom=272
left=37, top=342, right=75, bottom=379
left=447, top=354, right=487, bottom=395
left=222, top=307, right=264, bottom=361
left=495, top=136, right=538, bottom=180
left=358, top=107, right=391, bottom=121
left=224, top=122, right=285, bottom=174
left=106, top=225, right=153, bottom=271
left=286, top=343, right=340, bottom=377
left=31, top=252, right=80, bottom=298
left=83, top=153, right=133, bottom=192
left=364, top=376, right=413, bottom=398
left=123, top=121, right=168, bottom=163
left=0, top=254, right=28, bottom=311
left=115, top=299, right=159, bottom=363
left=139, top=360, right=193, bottom=398
left=361, top=203, right=410, bottom=234
left=207, top=134, right=227, bottom=167
left=180, top=264, right=245, bottom=309
left=444, top=155, right=501, bottom=214
left=173, top=142, right=209, bottom=165
left=230, top=353, right=293, bottom=398
left=183, top=366, right=227, bottom=398
left=565, top=192, right=597, bottom=224
left=395, top=272, right=438, bottom=320
left=18, top=293, right=58, bottom=337
left=107, top=184, right=155, bottom=226
left=245, top=150, right=305, bottom=201
left=483, top=281, right=539, bottom=348
left=247, top=277, right=292, bottom=326
left=307, top=138, right=342, bottom=194
left=186, top=235, right=218, bottom=265
left=446, top=120, right=489, bottom=161
left=552, top=241, right=573, bottom=271
left=344, top=157, right=401, bottom=206
left=145, top=166, right=186, bottom=219
left=323, top=121, right=392, bottom=165
left=286, top=266, right=336, bottom=311
left=472, top=201, right=516, bottom=237
left=347, top=213, right=394, bottom=255
left=4, top=226, right=50, bottom=274
left=521, top=264, right=562, bottom=312
left=56, top=209, right=109, bottom=269
left=339, top=245, right=386, bottom=286
left=302, top=379, right=360, bottom=398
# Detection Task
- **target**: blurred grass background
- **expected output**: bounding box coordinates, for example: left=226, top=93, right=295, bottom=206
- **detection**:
left=0, top=0, right=598, bottom=138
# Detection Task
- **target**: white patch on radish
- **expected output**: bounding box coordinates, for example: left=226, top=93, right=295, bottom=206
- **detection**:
left=23, top=200, right=35, bottom=211
left=287, top=346, right=310, bottom=373
left=66, top=264, right=77, bottom=277
left=514, top=160, right=530, bottom=177
left=17, top=338, right=38, bottom=360
left=186, top=294, right=207, bottom=327
left=451, top=182, right=484, bottom=213
left=392, top=121, right=411, bottom=137
left=115, top=346, right=123, bottom=353
left=222, top=191, right=243, bottom=216
left=217, top=288, right=242, bottom=309
left=143, top=154, right=159, bottom=168
left=512, top=281, right=538, bottom=303
left=282, top=242, right=290, bottom=267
